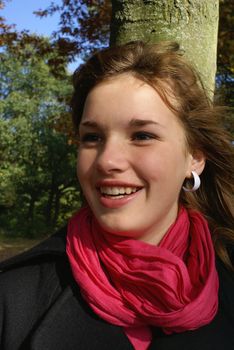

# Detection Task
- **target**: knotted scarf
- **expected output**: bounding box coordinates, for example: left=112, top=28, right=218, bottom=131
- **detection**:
left=66, top=207, right=219, bottom=350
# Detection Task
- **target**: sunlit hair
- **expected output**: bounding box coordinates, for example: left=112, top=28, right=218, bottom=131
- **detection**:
left=71, top=41, right=234, bottom=269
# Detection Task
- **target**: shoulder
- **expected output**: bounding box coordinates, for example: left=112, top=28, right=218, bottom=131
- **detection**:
left=0, top=226, right=72, bottom=349
left=0, top=225, right=69, bottom=300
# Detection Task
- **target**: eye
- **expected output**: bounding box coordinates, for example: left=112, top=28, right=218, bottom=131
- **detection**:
left=80, top=133, right=102, bottom=144
left=132, top=131, right=156, bottom=141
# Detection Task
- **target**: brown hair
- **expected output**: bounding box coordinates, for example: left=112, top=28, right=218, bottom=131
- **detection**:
left=71, top=41, right=234, bottom=269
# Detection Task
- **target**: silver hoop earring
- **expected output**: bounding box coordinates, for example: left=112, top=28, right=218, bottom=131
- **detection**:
left=182, top=171, right=201, bottom=192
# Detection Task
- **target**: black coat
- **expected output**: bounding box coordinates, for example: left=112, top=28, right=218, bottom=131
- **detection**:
left=0, top=226, right=234, bottom=350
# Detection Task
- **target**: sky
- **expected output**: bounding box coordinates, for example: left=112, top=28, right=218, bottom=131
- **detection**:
left=2, top=0, right=61, bottom=37
left=1, top=0, right=80, bottom=71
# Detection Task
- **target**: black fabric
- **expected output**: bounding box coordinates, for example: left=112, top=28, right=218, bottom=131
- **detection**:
left=0, top=226, right=234, bottom=350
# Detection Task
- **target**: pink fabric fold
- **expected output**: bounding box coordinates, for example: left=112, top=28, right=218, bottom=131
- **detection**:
left=66, top=207, right=219, bottom=350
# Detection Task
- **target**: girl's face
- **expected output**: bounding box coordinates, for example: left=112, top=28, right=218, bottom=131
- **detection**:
left=77, top=74, right=203, bottom=244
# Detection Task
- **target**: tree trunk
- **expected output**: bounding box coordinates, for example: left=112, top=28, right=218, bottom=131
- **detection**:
left=110, top=0, right=219, bottom=93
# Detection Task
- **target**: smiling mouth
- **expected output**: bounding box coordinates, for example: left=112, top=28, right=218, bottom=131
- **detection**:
left=99, top=186, right=141, bottom=198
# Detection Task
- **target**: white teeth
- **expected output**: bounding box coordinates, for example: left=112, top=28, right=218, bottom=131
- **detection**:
left=100, top=186, right=138, bottom=196
left=112, top=188, right=119, bottom=195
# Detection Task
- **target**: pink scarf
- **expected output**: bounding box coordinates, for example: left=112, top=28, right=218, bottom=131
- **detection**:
left=66, top=207, right=219, bottom=350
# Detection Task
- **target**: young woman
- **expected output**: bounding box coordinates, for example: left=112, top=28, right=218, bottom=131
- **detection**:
left=0, top=41, right=233, bottom=350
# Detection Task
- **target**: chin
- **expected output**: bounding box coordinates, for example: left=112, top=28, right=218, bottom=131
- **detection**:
left=96, top=214, right=134, bottom=237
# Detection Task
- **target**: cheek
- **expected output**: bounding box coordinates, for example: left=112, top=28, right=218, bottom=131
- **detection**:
left=137, top=149, right=170, bottom=177
left=138, top=147, right=187, bottom=185
left=76, top=151, right=87, bottom=182
left=77, top=150, right=96, bottom=184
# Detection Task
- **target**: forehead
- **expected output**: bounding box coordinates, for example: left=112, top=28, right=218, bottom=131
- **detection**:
left=89, top=73, right=146, bottom=94
left=84, top=74, right=160, bottom=112
left=85, top=73, right=179, bottom=113
left=81, top=74, right=187, bottom=139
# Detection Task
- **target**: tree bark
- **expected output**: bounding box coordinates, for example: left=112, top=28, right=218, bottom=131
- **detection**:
left=110, top=0, right=219, bottom=93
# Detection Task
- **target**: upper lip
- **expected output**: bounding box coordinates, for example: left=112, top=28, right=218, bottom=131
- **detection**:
left=96, top=180, right=143, bottom=189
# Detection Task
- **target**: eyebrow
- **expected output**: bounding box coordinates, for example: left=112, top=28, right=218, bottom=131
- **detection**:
left=129, top=118, right=161, bottom=127
left=80, top=120, right=99, bottom=128
left=80, top=118, right=162, bottom=128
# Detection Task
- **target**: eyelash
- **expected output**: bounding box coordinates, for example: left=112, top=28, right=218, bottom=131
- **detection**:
left=80, top=133, right=102, bottom=143
left=132, top=131, right=156, bottom=141
left=80, top=131, right=158, bottom=145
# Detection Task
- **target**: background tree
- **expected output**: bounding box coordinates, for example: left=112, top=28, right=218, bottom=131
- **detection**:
left=35, top=0, right=233, bottom=95
left=34, top=0, right=111, bottom=61
left=2, top=0, right=232, bottom=80
left=0, top=38, right=80, bottom=237
left=110, top=0, right=219, bottom=93
left=37, top=0, right=233, bottom=135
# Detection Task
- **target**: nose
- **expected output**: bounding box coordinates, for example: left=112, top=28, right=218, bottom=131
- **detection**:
left=96, top=138, right=129, bottom=174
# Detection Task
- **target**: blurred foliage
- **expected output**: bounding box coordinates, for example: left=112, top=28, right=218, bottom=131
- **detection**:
left=0, top=36, right=81, bottom=237
left=34, top=0, right=111, bottom=60
left=0, top=0, right=111, bottom=63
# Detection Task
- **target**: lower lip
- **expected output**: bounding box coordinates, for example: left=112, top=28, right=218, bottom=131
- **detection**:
left=98, top=190, right=142, bottom=209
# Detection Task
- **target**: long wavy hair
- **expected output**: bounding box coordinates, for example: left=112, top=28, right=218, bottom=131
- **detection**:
left=71, top=41, right=234, bottom=269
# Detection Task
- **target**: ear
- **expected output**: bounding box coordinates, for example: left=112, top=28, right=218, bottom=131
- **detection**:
left=186, top=150, right=206, bottom=178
